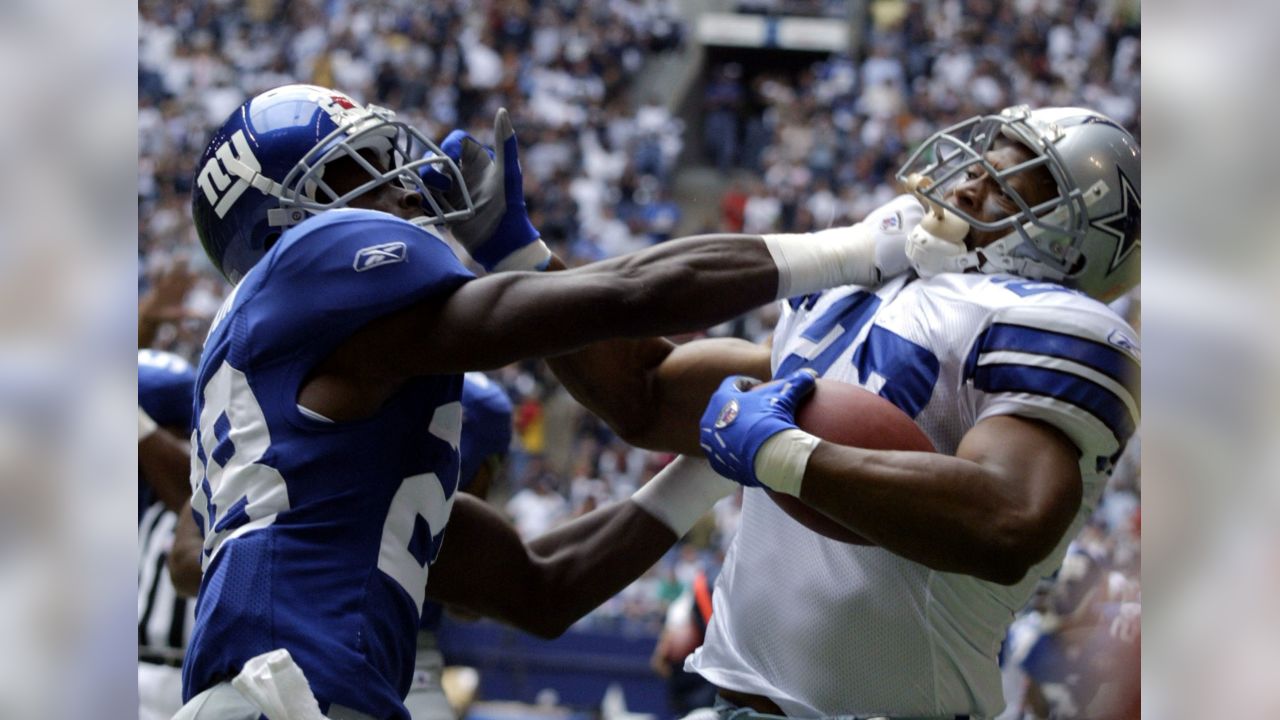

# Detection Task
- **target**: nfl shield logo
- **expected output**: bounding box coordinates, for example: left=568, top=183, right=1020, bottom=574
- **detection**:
left=1107, top=329, right=1139, bottom=355
left=714, top=399, right=740, bottom=429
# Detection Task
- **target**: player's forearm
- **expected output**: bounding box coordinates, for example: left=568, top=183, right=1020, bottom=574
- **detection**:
left=168, top=506, right=204, bottom=598
left=522, top=502, right=677, bottom=636
left=393, top=235, right=774, bottom=375
left=521, top=457, right=730, bottom=636
left=553, top=234, right=780, bottom=337
left=799, top=444, right=1069, bottom=584
left=139, top=427, right=196, bottom=513
left=427, top=495, right=675, bottom=638
left=548, top=336, right=772, bottom=455
left=544, top=337, right=678, bottom=451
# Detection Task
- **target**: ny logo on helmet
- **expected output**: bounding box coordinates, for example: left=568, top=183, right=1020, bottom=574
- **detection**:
left=196, top=130, right=264, bottom=219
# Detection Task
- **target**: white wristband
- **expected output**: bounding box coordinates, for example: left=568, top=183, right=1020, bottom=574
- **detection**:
left=139, top=406, right=158, bottom=441
left=492, top=239, right=553, bottom=273
left=763, top=224, right=878, bottom=299
left=631, top=455, right=738, bottom=536
left=753, top=428, right=820, bottom=496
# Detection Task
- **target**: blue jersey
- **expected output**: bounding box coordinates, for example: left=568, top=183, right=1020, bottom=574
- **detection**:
left=138, top=349, right=196, bottom=516
left=182, top=209, right=475, bottom=720
left=418, top=372, right=513, bottom=633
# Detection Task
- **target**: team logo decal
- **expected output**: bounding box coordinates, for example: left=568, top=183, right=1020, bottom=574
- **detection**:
left=313, top=90, right=366, bottom=128
left=714, top=399, right=740, bottom=429
left=354, top=242, right=407, bottom=271
left=1107, top=328, right=1139, bottom=356
left=1091, top=168, right=1140, bottom=273
left=196, top=130, right=263, bottom=218
left=880, top=212, right=903, bottom=233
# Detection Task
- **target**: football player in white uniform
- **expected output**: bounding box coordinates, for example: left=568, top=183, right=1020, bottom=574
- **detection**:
left=550, top=106, right=1140, bottom=719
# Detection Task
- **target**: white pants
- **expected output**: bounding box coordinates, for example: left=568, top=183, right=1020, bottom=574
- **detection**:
left=173, top=682, right=379, bottom=720
left=138, top=662, right=184, bottom=720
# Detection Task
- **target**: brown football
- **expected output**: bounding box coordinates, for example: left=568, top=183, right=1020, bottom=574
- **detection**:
left=765, top=378, right=936, bottom=545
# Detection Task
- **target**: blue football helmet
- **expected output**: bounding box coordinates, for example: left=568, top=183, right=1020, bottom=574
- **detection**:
left=192, top=84, right=475, bottom=284
left=138, top=349, right=196, bottom=431
left=897, top=106, right=1140, bottom=301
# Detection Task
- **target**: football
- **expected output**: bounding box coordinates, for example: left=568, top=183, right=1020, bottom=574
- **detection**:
left=765, top=378, right=936, bottom=545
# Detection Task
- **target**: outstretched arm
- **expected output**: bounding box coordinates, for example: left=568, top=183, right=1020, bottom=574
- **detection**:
left=426, top=457, right=733, bottom=637
left=302, top=236, right=784, bottom=420
left=305, top=108, right=907, bottom=421
left=340, top=234, right=780, bottom=374
left=427, top=494, right=672, bottom=638
left=541, top=199, right=920, bottom=455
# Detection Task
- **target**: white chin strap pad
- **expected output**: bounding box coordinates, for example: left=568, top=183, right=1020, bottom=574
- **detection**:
left=906, top=208, right=970, bottom=278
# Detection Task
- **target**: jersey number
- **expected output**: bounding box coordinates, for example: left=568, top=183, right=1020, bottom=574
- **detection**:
left=378, top=400, right=462, bottom=614
left=776, top=292, right=939, bottom=418
left=192, top=361, right=290, bottom=568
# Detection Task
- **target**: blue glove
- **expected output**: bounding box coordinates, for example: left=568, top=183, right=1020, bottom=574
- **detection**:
left=699, top=369, right=817, bottom=487
left=419, top=108, right=548, bottom=272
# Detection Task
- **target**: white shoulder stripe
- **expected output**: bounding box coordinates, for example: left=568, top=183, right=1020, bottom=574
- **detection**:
left=978, top=396, right=1121, bottom=458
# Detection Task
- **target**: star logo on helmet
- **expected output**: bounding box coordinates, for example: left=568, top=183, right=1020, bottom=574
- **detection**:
left=1091, top=168, right=1140, bottom=273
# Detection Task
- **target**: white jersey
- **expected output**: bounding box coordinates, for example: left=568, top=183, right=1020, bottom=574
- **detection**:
left=687, top=262, right=1140, bottom=718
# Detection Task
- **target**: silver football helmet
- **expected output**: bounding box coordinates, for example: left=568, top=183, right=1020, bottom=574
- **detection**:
left=897, top=105, right=1140, bottom=301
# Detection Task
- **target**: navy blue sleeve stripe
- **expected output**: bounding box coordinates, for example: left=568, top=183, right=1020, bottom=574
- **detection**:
left=979, top=323, right=1139, bottom=396
left=973, top=363, right=1137, bottom=444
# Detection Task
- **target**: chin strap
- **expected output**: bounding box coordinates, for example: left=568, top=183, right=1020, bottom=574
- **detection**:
left=903, top=174, right=972, bottom=278
left=903, top=174, right=1089, bottom=283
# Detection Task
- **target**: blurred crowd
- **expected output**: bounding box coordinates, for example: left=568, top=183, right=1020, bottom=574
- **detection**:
left=138, top=2, right=1141, bottom=707
left=708, top=0, right=1140, bottom=234
left=139, top=0, right=687, bottom=332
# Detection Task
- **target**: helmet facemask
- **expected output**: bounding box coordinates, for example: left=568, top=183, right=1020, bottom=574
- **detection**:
left=267, top=103, right=475, bottom=232
left=898, top=106, right=1101, bottom=284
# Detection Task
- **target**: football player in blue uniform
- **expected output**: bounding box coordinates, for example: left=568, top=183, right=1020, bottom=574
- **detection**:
left=175, top=84, right=908, bottom=720
left=138, top=349, right=200, bottom=720
left=170, top=371, right=511, bottom=719
left=547, top=106, right=1141, bottom=718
